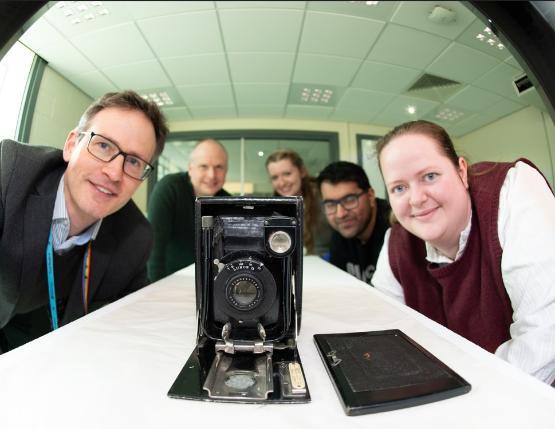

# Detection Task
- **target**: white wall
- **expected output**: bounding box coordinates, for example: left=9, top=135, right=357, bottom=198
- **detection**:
left=29, top=66, right=92, bottom=149
left=456, top=106, right=555, bottom=186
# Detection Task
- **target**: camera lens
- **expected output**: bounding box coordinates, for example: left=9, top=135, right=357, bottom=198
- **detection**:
left=232, top=280, right=258, bottom=306
left=226, top=275, right=262, bottom=311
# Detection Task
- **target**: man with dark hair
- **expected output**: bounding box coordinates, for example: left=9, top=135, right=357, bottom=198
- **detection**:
left=0, top=90, right=168, bottom=352
left=147, top=138, right=230, bottom=282
left=317, top=161, right=390, bottom=284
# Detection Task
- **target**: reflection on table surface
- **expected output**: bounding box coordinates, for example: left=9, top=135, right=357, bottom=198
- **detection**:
left=0, top=256, right=554, bottom=429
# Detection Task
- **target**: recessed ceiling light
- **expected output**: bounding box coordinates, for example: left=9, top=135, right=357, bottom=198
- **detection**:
left=258, top=151, right=264, bottom=157
left=435, top=107, right=464, bottom=121
left=406, top=106, right=416, bottom=115
left=475, top=27, right=504, bottom=50
left=348, top=1, right=380, bottom=5
left=298, top=87, right=334, bottom=105
left=141, top=91, right=174, bottom=107
left=60, top=1, right=111, bottom=24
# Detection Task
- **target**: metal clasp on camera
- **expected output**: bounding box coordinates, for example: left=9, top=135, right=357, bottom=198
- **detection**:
left=215, top=322, right=274, bottom=354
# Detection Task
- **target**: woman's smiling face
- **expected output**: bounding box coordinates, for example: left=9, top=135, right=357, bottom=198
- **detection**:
left=267, top=158, right=304, bottom=197
left=379, top=132, right=471, bottom=258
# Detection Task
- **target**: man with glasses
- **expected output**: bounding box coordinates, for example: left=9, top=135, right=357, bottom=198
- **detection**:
left=317, top=161, right=390, bottom=284
left=0, top=91, right=168, bottom=352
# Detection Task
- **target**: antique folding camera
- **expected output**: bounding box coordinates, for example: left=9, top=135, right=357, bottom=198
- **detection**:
left=168, top=196, right=310, bottom=403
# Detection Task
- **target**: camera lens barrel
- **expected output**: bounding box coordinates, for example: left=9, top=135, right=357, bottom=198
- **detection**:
left=213, top=258, right=277, bottom=322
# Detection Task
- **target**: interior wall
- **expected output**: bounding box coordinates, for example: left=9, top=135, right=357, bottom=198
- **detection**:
left=169, top=118, right=390, bottom=163
left=456, top=106, right=555, bottom=186
left=28, top=66, right=92, bottom=149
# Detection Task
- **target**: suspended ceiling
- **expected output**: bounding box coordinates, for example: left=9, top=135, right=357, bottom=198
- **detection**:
left=19, top=1, right=548, bottom=138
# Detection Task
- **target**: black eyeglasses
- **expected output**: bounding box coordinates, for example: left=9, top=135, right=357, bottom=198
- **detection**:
left=79, top=131, right=154, bottom=181
left=322, top=191, right=366, bottom=215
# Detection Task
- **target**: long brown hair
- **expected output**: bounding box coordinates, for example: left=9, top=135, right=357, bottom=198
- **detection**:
left=265, top=149, right=319, bottom=254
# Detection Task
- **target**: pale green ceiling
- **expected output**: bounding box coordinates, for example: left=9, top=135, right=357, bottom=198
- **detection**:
left=19, top=0, right=548, bottom=137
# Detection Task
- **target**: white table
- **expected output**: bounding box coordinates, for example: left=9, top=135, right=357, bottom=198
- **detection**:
left=1, top=256, right=554, bottom=428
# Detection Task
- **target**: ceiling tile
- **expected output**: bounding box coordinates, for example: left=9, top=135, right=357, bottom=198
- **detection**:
left=189, top=106, right=237, bottom=119
left=392, top=1, right=475, bottom=39
left=216, top=1, right=306, bottom=9
left=237, top=105, right=285, bottom=117
left=234, top=84, right=289, bottom=105
left=67, top=70, right=118, bottom=99
left=456, top=18, right=512, bottom=61
left=336, top=88, right=395, bottom=115
left=138, top=11, right=223, bottom=57
left=228, top=53, right=295, bottom=83
left=103, top=60, right=171, bottom=90
left=20, top=17, right=66, bottom=50
left=473, top=62, right=524, bottom=100
left=505, top=56, right=523, bottom=70
left=34, top=39, right=95, bottom=76
left=448, top=98, right=525, bottom=137
left=299, top=11, right=384, bottom=58
left=71, top=23, right=155, bottom=68
left=162, top=106, right=193, bottom=122
left=445, top=85, right=504, bottom=111
left=329, top=108, right=375, bottom=124
left=368, top=24, right=451, bottom=69
left=483, top=98, right=526, bottom=121
left=43, top=2, right=133, bottom=39
left=352, top=61, right=421, bottom=92
left=293, top=54, right=361, bottom=86
left=219, top=9, right=304, bottom=52
left=372, top=95, right=439, bottom=127
left=445, top=113, right=482, bottom=137
left=307, top=1, right=400, bottom=21
left=176, top=84, right=234, bottom=107
left=426, top=42, right=500, bottom=83
left=125, top=1, right=216, bottom=19
left=285, top=105, right=333, bottom=120
left=161, top=55, right=230, bottom=85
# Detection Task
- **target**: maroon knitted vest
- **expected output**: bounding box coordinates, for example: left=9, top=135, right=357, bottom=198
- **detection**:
left=389, top=159, right=542, bottom=353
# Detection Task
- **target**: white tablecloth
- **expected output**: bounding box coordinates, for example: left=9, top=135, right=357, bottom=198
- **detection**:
left=1, top=256, right=554, bottom=428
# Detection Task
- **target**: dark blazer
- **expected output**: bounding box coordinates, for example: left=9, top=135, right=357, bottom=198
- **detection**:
left=0, top=139, right=153, bottom=331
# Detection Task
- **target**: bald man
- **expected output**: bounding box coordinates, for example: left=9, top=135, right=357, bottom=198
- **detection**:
left=147, top=139, right=230, bottom=281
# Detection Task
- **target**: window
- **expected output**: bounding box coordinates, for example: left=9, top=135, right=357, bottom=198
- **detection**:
left=153, top=130, right=339, bottom=197
left=0, top=41, right=35, bottom=140
left=357, top=134, right=386, bottom=200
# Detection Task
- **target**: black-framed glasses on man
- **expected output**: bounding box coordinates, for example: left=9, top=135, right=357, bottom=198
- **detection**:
left=78, top=131, right=154, bottom=181
left=322, top=191, right=366, bottom=215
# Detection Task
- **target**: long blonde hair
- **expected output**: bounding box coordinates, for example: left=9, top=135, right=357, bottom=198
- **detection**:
left=265, top=149, right=319, bottom=254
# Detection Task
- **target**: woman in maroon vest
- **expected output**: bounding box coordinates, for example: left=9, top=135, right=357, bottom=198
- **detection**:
left=371, top=120, right=555, bottom=385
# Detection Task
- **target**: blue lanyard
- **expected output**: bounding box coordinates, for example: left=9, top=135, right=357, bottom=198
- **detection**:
left=45, top=230, right=93, bottom=330
left=45, top=230, right=59, bottom=330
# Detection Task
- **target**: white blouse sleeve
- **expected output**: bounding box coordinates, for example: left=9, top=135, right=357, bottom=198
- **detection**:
left=371, top=228, right=405, bottom=303
left=495, top=161, right=555, bottom=384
